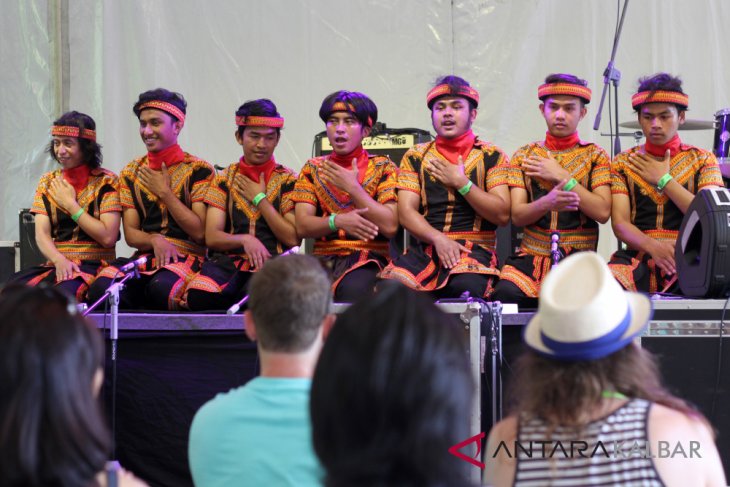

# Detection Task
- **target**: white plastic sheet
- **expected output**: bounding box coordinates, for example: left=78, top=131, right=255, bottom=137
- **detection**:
left=3, top=0, right=729, bottom=259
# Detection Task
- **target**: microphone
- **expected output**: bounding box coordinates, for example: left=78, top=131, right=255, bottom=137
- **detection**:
left=278, top=245, right=300, bottom=257
left=550, top=232, right=560, bottom=267
left=119, top=256, right=148, bottom=273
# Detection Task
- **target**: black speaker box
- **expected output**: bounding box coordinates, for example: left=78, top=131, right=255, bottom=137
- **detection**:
left=676, top=187, right=730, bottom=298
left=19, top=209, right=47, bottom=269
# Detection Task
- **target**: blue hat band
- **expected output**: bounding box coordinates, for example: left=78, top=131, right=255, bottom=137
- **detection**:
left=539, top=308, right=632, bottom=361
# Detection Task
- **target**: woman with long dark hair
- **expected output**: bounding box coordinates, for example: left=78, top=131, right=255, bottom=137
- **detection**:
left=0, top=285, right=146, bottom=486
left=310, top=282, right=474, bottom=486
left=9, top=111, right=121, bottom=301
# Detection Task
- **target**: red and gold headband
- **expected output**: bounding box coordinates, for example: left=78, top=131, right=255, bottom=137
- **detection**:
left=631, top=90, right=689, bottom=109
left=426, top=84, right=480, bottom=108
left=328, top=101, right=373, bottom=126
left=138, top=100, right=186, bottom=123
left=51, top=125, right=97, bottom=141
left=236, top=115, right=284, bottom=128
left=538, top=83, right=592, bottom=103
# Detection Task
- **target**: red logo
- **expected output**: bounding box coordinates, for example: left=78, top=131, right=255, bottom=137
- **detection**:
left=448, top=432, right=486, bottom=469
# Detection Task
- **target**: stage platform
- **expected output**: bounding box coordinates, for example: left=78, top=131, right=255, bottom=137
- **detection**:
left=89, top=297, right=729, bottom=487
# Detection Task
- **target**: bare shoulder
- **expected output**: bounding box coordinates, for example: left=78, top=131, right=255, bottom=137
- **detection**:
left=649, top=403, right=726, bottom=487
left=484, top=416, right=518, bottom=486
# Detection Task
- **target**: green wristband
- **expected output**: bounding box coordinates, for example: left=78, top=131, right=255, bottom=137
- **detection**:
left=70, top=207, right=84, bottom=223
left=252, top=192, right=267, bottom=206
left=656, top=173, right=673, bottom=191
left=457, top=180, right=473, bottom=196
left=562, top=178, right=578, bottom=192
left=328, top=214, right=337, bottom=232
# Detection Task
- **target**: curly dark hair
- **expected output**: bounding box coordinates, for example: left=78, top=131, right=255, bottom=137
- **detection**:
left=47, top=111, right=103, bottom=169
left=635, top=73, right=687, bottom=111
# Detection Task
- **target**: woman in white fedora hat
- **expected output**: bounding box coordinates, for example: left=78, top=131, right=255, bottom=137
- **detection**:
left=484, top=251, right=725, bottom=486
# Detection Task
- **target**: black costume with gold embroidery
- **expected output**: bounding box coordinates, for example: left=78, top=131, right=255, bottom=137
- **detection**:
left=86, top=153, right=214, bottom=310
left=292, top=154, right=397, bottom=301
left=379, top=139, right=509, bottom=298
left=492, top=141, right=610, bottom=307
left=183, top=162, right=297, bottom=311
left=9, top=168, right=120, bottom=301
left=608, top=143, right=722, bottom=293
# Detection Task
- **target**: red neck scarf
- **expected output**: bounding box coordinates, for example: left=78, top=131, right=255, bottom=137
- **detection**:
left=544, top=131, right=580, bottom=151
left=645, top=134, right=682, bottom=158
left=238, top=156, right=276, bottom=183
left=328, top=145, right=370, bottom=184
left=63, top=164, right=91, bottom=194
left=147, top=144, right=185, bottom=170
left=435, top=130, right=476, bottom=164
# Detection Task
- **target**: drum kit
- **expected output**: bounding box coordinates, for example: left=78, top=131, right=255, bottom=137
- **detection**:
left=619, top=109, right=730, bottom=178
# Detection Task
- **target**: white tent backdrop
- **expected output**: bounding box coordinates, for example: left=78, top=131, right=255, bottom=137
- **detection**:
left=2, top=0, right=729, bottom=259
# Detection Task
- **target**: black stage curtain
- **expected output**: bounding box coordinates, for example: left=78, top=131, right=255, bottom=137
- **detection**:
left=102, top=330, right=259, bottom=487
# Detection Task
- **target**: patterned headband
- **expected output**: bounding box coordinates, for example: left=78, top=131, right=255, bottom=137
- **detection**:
left=236, top=115, right=284, bottom=128
left=538, top=82, right=592, bottom=103
left=426, top=84, right=480, bottom=108
left=51, top=125, right=97, bottom=141
left=138, top=100, right=187, bottom=123
left=631, top=90, right=689, bottom=109
left=328, top=101, right=373, bottom=127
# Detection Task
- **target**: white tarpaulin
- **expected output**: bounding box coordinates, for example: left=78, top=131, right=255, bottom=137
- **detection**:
left=2, top=0, right=729, bottom=258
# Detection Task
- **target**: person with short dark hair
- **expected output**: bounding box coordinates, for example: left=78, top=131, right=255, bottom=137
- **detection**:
left=380, top=75, right=510, bottom=299
left=0, top=285, right=147, bottom=487
left=10, top=111, right=121, bottom=301
left=310, top=281, right=473, bottom=486
left=189, top=254, right=334, bottom=486
left=183, top=99, right=299, bottom=311
left=87, top=88, right=214, bottom=309
left=485, top=252, right=725, bottom=486
left=491, top=74, right=611, bottom=309
left=608, top=73, right=723, bottom=293
left=293, top=90, right=398, bottom=302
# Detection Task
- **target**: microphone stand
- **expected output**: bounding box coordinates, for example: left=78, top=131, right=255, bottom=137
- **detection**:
left=593, top=0, right=630, bottom=158
left=84, top=267, right=142, bottom=460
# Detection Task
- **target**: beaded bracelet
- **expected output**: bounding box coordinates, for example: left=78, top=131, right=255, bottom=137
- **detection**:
left=457, top=180, right=473, bottom=196
left=562, top=178, right=578, bottom=192
left=252, top=192, right=267, bottom=206
left=328, top=214, right=337, bottom=232
left=71, top=208, right=85, bottom=223
left=656, top=173, right=673, bottom=192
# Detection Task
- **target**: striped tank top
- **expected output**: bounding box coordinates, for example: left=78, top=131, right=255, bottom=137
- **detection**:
left=513, top=399, right=664, bottom=486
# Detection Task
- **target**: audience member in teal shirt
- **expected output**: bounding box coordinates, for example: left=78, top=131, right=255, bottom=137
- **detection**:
left=188, top=254, right=335, bottom=487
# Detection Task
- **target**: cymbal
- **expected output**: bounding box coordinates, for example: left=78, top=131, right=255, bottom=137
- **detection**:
left=619, top=119, right=715, bottom=130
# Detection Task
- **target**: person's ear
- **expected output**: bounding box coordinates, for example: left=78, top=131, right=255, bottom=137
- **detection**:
left=244, top=310, right=257, bottom=341
left=92, top=367, right=104, bottom=398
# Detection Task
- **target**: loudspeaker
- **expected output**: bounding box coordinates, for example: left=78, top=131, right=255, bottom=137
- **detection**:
left=312, top=123, right=432, bottom=166
left=675, top=187, right=730, bottom=298
left=19, top=209, right=46, bottom=270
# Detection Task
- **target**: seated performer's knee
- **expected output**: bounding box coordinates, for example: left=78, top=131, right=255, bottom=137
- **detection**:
left=440, top=273, right=489, bottom=299
left=491, top=280, right=538, bottom=309
left=146, top=270, right=181, bottom=310
left=334, top=267, right=378, bottom=303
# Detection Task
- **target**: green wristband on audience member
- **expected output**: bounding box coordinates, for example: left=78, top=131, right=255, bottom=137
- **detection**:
left=457, top=180, right=473, bottom=196
left=656, top=173, right=673, bottom=191
left=71, top=207, right=85, bottom=223
left=252, top=192, right=267, bottom=206
left=562, top=178, right=578, bottom=192
left=328, top=214, right=337, bottom=232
